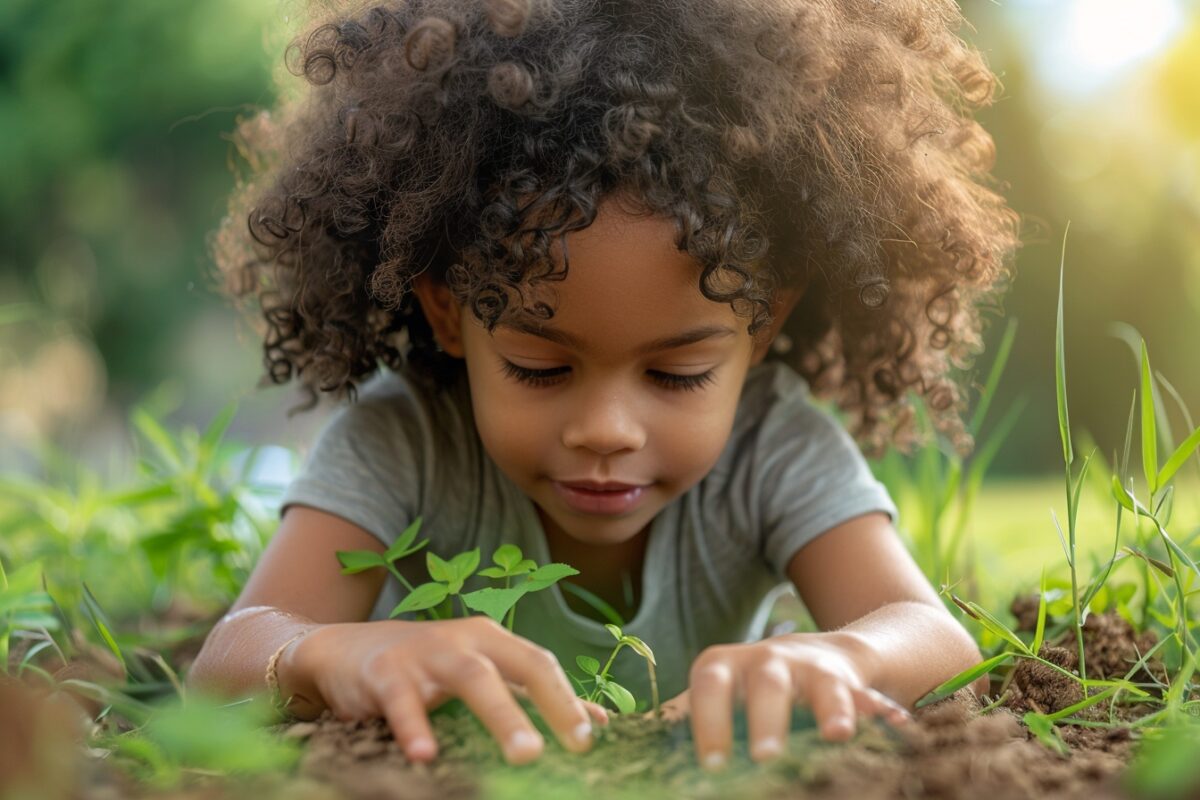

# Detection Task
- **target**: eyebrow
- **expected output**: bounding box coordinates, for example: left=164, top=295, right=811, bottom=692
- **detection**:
left=502, top=320, right=737, bottom=355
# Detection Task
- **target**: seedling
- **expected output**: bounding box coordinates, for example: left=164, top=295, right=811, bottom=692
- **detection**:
left=570, top=623, right=659, bottom=715
left=336, top=518, right=580, bottom=627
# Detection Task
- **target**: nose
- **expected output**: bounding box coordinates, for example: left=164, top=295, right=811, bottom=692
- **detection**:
left=560, top=386, right=647, bottom=455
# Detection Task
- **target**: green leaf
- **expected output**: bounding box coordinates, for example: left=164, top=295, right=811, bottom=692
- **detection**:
left=426, top=552, right=452, bottom=583
left=1112, top=476, right=1135, bottom=512
left=525, top=563, right=579, bottom=591
left=198, top=401, right=238, bottom=470
left=575, top=655, right=600, bottom=676
left=512, top=559, right=537, bottom=576
left=1032, top=566, right=1049, bottom=655
left=392, top=582, right=450, bottom=615
left=598, top=680, right=636, bottom=714
left=969, top=316, right=1018, bottom=436
left=619, top=635, right=656, bottom=666
left=449, top=548, right=480, bottom=581
left=81, top=582, right=127, bottom=676
left=460, top=586, right=530, bottom=624
left=915, top=652, right=1013, bottom=708
left=604, top=623, right=624, bottom=642
left=336, top=550, right=387, bottom=574
left=132, top=408, right=183, bottom=472
left=1023, top=712, right=1069, bottom=755
left=492, top=544, right=522, bottom=571
left=961, top=599, right=1032, bottom=655
left=1055, top=230, right=1073, bottom=468
left=1141, top=340, right=1158, bottom=494
left=384, top=517, right=426, bottom=562
left=1122, top=546, right=1175, bottom=579
left=1157, top=424, right=1200, bottom=489
left=477, top=567, right=509, bottom=579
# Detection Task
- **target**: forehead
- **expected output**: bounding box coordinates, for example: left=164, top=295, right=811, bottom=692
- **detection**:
left=504, top=200, right=747, bottom=351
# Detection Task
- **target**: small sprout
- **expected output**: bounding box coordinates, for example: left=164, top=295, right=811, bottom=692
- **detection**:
left=568, top=623, right=659, bottom=715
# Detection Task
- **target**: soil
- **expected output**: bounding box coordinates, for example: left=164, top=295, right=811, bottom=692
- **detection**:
left=3, top=605, right=1194, bottom=800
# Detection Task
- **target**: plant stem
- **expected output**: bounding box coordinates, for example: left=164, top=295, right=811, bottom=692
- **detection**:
left=385, top=563, right=417, bottom=594
left=1066, top=462, right=1088, bottom=681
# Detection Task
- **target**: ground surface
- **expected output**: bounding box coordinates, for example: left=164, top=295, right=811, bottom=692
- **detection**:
left=1, top=606, right=1188, bottom=800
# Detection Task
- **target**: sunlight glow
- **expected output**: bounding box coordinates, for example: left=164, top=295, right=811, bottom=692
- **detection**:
left=1010, top=0, right=1185, bottom=95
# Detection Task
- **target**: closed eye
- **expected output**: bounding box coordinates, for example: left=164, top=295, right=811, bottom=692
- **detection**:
left=498, top=359, right=716, bottom=392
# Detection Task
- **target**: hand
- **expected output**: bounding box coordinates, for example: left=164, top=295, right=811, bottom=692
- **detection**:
left=280, top=616, right=609, bottom=765
left=682, top=634, right=913, bottom=770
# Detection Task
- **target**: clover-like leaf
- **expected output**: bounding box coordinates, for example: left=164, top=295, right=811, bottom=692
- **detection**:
left=337, top=550, right=386, bottom=575
left=460, top=586, right=531, bottom=624
left=392, top=582, right=450, bottom=616
left=575, top=655, right=600, bottom=676
left=492, top=544, right=523, bottom=571
left=449, top=548, right=480, bottom=582
left=512, top=558, right=537, bottom=575
left=525, top=563, right=579, bottom=591
left=599, top=680, right=636, bottom=714
left=427, top=552, right=452, bottom=583
left=477, top=566, right=509, bottom=579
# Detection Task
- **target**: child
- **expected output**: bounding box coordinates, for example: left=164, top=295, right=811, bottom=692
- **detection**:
left=189, top=0, right=1020, bottom=772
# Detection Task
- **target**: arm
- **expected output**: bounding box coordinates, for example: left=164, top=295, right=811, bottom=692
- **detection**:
left=785, top=511, right=991, bottom=706
left=187, top=505, right=606, bottom=764
left=185, top=504, right=388, bottom=714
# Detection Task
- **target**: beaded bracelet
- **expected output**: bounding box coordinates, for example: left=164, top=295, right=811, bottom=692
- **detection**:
left=265, top=631, right=309, bottom=718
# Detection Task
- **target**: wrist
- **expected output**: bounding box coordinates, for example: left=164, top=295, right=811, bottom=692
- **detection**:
left=273, top=624, right=325, bottom=719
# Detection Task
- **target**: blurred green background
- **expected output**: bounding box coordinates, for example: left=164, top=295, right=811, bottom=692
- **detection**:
left=2, top=0, right=1198, bottom=480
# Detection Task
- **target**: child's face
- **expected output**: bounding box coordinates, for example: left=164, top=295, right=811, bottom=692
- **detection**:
left=416, top=196, right=799, bottom=550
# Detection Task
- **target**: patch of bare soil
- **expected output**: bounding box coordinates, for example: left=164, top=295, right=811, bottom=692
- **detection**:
left=5, top=608, right=1186, bottom=800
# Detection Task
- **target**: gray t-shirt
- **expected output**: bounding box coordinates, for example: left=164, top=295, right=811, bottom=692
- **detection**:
left=280, top=360, right=897, bottom=704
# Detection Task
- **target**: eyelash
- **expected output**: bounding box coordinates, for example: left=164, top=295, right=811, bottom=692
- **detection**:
left=498, top=360, right=717, bottom=392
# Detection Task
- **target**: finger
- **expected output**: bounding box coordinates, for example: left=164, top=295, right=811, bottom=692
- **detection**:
left=583, top=700, right=610, bottom=725
left=425, top=651, right=544, bottom=765
left=373, top=674, right=439, bottom=763
left=745, top=659, right=793, bottom=762
left=645, top=689, right=689, bottom=723
left=689, top=659, right=736, bottom=771
left=805, top=676, right=857, bottom=741
left=483, top=639, right=595, bottom=754
left=852, top=687, right=913, bottom=727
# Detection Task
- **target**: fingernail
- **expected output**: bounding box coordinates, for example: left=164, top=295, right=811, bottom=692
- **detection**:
left=408, top=737, right=435, bottom=761
left=752, top=736, right=782, bottom=760
left=574, top=721, right=593, bottom=746
left=702, top=751, right=727, bottom=771
left=506, top=730, right=542, bottom=759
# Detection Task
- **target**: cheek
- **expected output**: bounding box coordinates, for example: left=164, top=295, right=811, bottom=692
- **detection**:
left=465, top=363, right=547, bottom=473
left=655, top=385, right=743, bottom=478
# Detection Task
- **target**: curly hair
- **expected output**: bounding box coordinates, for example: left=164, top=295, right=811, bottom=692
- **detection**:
left=211, top=0, right=1021, bottom=456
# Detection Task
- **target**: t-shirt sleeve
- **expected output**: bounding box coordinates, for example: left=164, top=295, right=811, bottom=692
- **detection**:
left=279, top=375, right=427, bottom=549
left=752, top=380, right=899, bottom=583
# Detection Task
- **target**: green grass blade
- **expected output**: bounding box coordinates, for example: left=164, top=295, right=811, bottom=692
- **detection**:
left=1140, top=341, right=1158, bottom=494
left=1157, top=425, right=1200, bottom=489
left=1055, top=228, right=1073, bottom=467
left=915, top=652, right=1014, bottom=708
left=131, top=408, right=183, bottom=472
left=969, top=317, right=1019, bottom=436
left=1033, top=565, right=1049, bottom=654
left=964, top=599, right=1032, bottom=655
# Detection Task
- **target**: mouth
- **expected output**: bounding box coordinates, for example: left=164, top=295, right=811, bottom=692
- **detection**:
left=551, top=480, right=651, bottom=515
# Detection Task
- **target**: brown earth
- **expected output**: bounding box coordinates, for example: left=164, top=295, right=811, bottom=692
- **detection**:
left=4, top=606, right=1194, bottom=800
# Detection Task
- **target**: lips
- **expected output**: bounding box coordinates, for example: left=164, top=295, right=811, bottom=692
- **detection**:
left=552, top=479, right=651, bottom=515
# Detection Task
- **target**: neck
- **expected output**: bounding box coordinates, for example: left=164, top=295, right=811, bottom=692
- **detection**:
left=535, top=508, right=649, bottom=620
